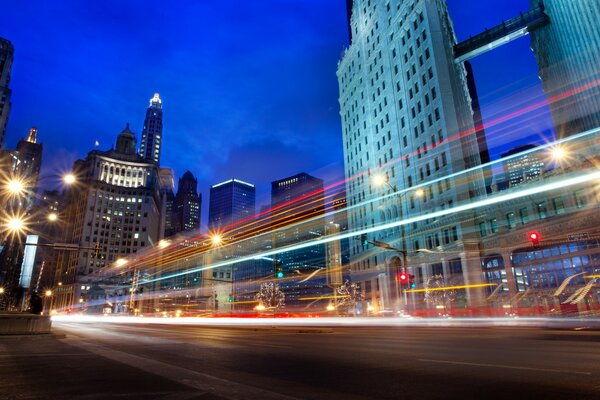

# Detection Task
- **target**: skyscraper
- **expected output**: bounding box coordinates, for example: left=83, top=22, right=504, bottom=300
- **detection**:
left=172, top=171, right=201, bottom=234
left=500, top=144, right=545, bottom=188
left=139, top=93, right=163, bottom=164
left=158, top=167, right=175, bottom=237
left=208, top=179, right=256, bottom=232
left=271, top=172, right=326, bottom=306
left=0, top=37, right=14, bottom=149
left=338, top=0, right=486, bottom=310
left=530, top=0, right=600, bottom=137
left=16, top=127, right=43, bottom=208
left=52, top=124, right=163, bottom=312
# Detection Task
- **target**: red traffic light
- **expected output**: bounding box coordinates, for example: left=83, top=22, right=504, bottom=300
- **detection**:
left=399, top=273, right=408, bottom=281
left=528, top=231, right=540, bottom=246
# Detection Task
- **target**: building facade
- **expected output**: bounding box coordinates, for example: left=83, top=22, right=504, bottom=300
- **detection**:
left=52, top=124, right=163, bottom=312
left=16, top=127, right=43, bottom=208
left=500, top=144, right=545, bottom=188
left=208, top=178, right=256, bottom=232
left=172, top=171, right=201, bottom=234
left=158, top=167, right=175, bottom=237
left=0, top=37, right=13, bottom=149
left=139, top=93, right=163, bottom=164
left=271, top=172, right=327, bottom=306
left=337, top=0, right=486, bottom=311
left=530, top=0, right=600, bottom=137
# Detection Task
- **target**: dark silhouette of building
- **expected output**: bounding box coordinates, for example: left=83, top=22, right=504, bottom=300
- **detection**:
left=0, top=37, right=13, bottom=148
left=208, top=179, right=255, bottom=232
left=139, top=93, right=163, bottom=164
left=172, top=171, right=201, bottom=234
left=158, top=168, right=175, bottom=237
left=16, top=127, right=43, bottom=208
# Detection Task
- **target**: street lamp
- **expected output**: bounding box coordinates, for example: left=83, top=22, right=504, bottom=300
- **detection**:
left=371, top=173, right=424, bottom=311
left=47, top=212, right=58, bottom=222
left=115, top=258, right=128, bottom=267
left=63, top=173, right=76, bottom=185
left=5, top=178, right=26, bottom=196
left=4, top=216, right=26, bottom=235
left=210, top=233, right=223, bottom=246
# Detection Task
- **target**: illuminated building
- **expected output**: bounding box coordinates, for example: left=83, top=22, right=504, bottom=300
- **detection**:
left=52, top=124, right=163, bottom=312
left=500, top=144, right=545, bottom=188
left=158, top=168, right=175, bottom=237
left=0, top=37, right=13, bottom=148
left=15, top=127, right=43, bottom=208
left=338, top=0, right=486, bottom=311
left=139, top=93, right=163, bottom=164
left=271, top=172, right=326, bottom=306
left=530, top=0, right=600, bottom=137
left=172, top=171, right=201, bottom=234
left=208, top=178, right=255, bottom=232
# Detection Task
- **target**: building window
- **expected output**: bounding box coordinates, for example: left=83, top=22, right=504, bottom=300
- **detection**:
left=574, top=189, right=586, bottom=208
left=519, top=208, right=529, bottom=224
left=490, top=218, right=498, bottom=233
left=506, top=212, right=516, bottom=229
left=537, top=202, right=547, bottom=219
left=479, top=222, right=487, bottom=237
left=552, top=197, right=565, bottom=215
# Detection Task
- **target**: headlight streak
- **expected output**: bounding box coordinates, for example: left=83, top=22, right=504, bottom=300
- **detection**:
left=140, top=169, right=600, bottom=286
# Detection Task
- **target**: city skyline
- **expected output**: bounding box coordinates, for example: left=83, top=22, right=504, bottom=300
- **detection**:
left=0, top=0, right=554, bottom=221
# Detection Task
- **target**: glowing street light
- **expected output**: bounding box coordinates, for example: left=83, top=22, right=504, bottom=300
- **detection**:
left=326, top=304, right=335, bottom=311
left=210, top=234, right=223, bottom=246
left=6, top=178, right=26, bottom=195
left=0, top=287, right=5, bottom=294
left=372, top=174, right=387, bottom=187
left=157, top=239, right=170, bottom=249
left=45, top=290, right=52, bottom=297
left=550, top=146, right=566, bottom=161
left=4, top=217, right=25, bottom=234
left=115, top=258, right=128, bottom=267
left=255, top=304, right=266, bottom=311
left=63, top=173, right=76, bottom=185
left=47, top=213, right=58, bottom=222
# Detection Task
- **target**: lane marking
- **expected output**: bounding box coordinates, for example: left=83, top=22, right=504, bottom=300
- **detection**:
left=417, top=358, right=592, bottom=376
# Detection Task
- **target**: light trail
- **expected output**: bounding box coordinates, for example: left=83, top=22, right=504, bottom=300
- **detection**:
left=52, top=315, right=600, bottom=329
left=405, top=283, right=496, bottom=293
left=138, top=168, right=600, bottom=286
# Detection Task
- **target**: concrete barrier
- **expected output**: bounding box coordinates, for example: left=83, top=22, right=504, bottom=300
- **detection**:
left=0, top=312, right=52, bottom=335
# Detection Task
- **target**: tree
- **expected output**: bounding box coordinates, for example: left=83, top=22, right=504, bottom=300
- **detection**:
left=424, top=274, right=456, bottom=311
left=255, top=282, right=285, bottom=310
left=335, top=280, right=364, bottom=314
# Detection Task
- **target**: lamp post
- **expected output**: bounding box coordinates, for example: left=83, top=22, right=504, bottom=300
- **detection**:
left=372, top=174, right=424, bottom=311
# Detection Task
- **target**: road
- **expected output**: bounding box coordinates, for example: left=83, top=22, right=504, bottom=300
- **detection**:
left=1, top=321, right=600, bottom=399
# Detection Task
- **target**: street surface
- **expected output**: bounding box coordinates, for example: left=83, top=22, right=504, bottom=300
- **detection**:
left=1, top=320, right=600, bottom=399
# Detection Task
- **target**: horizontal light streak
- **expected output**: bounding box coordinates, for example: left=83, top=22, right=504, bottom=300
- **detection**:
left=583, top=275, right=600, bottom=279
left=141, top=169, right=600, bottom=286
left=405, top=283, right=496, bottom=293
left=297, top=295, right=349, bottom=301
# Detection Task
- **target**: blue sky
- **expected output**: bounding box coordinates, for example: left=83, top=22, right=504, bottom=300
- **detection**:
left=1, top=0, right=554, bottom=220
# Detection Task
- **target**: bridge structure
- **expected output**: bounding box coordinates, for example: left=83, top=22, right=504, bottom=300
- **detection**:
left=454, top=3, right=549, bottom=63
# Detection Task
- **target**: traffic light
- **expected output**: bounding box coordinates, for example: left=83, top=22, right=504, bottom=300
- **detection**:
left=399, top=273, right=408, bottom=282
left=528, top=231, right=540, bottom=247
left=276, top=261, right=284, bottom=279
left=192, top=276, right=198, bottom=283
left=360, top=233, right=369, bottom=246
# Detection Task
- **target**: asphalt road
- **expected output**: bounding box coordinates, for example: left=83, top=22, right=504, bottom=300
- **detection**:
left=1, top=321, right=600, bottom=399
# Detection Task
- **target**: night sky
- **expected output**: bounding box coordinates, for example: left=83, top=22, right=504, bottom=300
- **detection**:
left=1, top=0, right=554, bottom=226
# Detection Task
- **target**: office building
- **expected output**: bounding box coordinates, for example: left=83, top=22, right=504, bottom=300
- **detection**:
left=139, top=93, right=163, bottom=164
left=158, top=168, right=175, bottom=237
left=52, top=124, right=163, bottom=311
left=271, top=172, right=326, bottom=306
left=208, top=179, right=255, bottom=232
left=15, top=127, right=43, bottom=208
left=500, top=144, right=545, bottom=188
left=338, top=0, right=486, bottom=311
left=530, top=0, right=600, bottom=137
left=0, top=37, right=13, bottom=148
left=172, top=171, right=201, bottom=234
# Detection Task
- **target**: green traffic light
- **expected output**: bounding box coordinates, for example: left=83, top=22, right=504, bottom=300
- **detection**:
left=276, top=271, right=284, bottom=278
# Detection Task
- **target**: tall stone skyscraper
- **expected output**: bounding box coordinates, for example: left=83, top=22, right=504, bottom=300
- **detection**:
left=158, top=167, right=175, bottom=237
left=172, top=171, right=201, bottom=234
left=208, top=179, right=256, bottom=231
left=530, top=0, right=600, bottom=137
left=16, top=127, right=43, bottom=208
left=52, top=124, right=163, bottom=312
left=0, top=37, right=14, bottom=148
left=337, top=0, right=486, bottom=310
left=139, top=93, right=163, bottom=164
